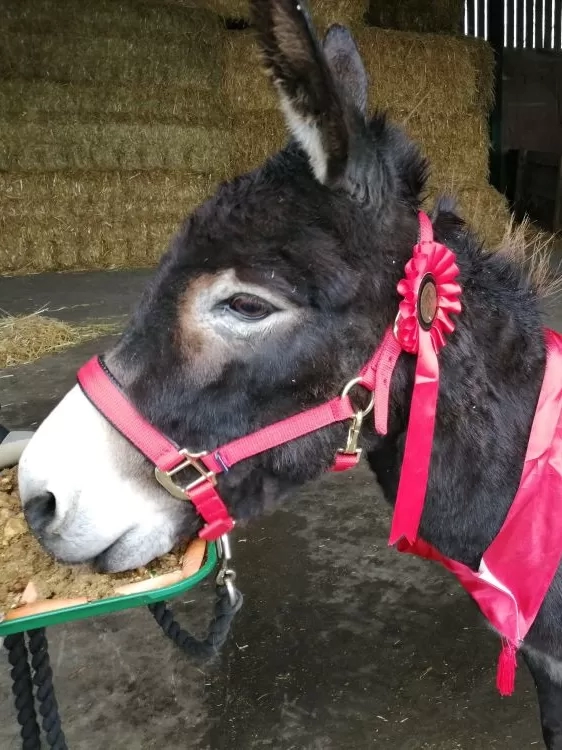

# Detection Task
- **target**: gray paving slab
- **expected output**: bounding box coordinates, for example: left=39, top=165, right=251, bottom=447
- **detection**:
left=0, top=269, right=152, bottom=324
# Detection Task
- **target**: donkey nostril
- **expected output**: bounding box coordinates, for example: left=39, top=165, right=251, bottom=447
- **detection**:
left=24, top=492, right=57, bottom=534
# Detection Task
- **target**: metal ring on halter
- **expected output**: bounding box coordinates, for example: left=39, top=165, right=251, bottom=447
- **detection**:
left=341, top=377, right=375, bottom=419
left=393, top=311, right=401, bottom=340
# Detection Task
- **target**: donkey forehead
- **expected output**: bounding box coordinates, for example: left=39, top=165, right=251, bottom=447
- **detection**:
left=149, top=179, right=363, bottom=309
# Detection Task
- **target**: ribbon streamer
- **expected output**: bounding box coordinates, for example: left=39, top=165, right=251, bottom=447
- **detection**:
left=388, top=221, right=462, bottom=546
left=389, top=326, right=440, bottom=544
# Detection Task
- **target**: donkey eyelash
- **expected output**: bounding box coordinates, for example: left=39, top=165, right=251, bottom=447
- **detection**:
left=220, top=294, right=280, bottom=321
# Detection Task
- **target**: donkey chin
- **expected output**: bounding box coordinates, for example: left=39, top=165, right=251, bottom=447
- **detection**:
left=18, top=385, right=196, bottom=572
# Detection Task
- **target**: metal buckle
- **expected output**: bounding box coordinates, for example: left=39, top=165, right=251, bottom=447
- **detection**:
left=154, top=449, right=216, bottom=501
left=339, top=377, right=375, bottom=458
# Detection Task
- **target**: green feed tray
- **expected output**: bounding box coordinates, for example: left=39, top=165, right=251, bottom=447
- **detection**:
left=0, top=540, right=218, bottom=637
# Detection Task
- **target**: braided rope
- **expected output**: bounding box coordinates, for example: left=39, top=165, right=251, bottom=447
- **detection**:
left=149, top=584, right=243, bottom=659
left=3, top=633, right=41, bottom=750
left=3, top=583, right=242, bottom=749
left=28, top=628, right=68, bottom=750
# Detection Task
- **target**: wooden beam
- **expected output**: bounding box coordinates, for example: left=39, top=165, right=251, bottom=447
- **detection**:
left=536, top=0, right=545, bottom=48
left=545, top=0, right=554, bottom=48
left=514, top=149, right=528, bottom=221
left=516, top=0, right=526, bottom=48
left=507, top=0, right=515, bottom=47
left=526, top=0, right=535, bottom=47
left=554, top=156, right=562, bottom=232
left=555, top=0, right=562, bottom=51
left=489, top=0, right=505, bottom=190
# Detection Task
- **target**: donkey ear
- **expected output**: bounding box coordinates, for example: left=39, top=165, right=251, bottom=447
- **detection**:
left=323, top=24, right=368, bottom=116
left=251, top=0, right=351, bottom=184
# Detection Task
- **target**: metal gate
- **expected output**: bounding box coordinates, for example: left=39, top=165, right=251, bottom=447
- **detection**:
left=464, top=0, right=562, bottom=49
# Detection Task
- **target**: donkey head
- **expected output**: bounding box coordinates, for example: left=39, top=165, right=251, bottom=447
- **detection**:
left=18, top=0, right=427, bottom=571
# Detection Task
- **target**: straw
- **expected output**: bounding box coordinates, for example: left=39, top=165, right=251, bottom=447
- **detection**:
left=0, top=314, right=120, bottom=368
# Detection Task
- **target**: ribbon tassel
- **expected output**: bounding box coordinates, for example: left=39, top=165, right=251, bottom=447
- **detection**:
left=497, top=639, right=518, bottom=697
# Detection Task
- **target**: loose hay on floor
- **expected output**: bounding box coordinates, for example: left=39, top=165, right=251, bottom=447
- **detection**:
left=0, top=315, right=119, bottom=369
left=0, top=468, right=183, bottom=613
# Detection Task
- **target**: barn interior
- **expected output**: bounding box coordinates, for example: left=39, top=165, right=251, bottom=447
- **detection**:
left=1, top=1, right=562, bottom=747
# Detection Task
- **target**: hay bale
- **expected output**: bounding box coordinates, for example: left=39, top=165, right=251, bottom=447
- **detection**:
left=0, top=172, right=217, bottom=274
left=0, top=172, right=217, bottom=220
left=217, top=108, right=488, bottom=190
left=455, top=185, right=512, bottom=248
left=200, top=0, right=367, bottom=28
left=0, top=122, right=232, bottom=173
left=425, top=182, right=512, bottom=249
left=1, top=216, right=182, bottom=273
left=3, top=0, right=220, bottom=39
left=0, top=33, right=220, bottom=88
left=194, top=0, right=249, bottom=19
left=221, top=28, right=493, bottom=116
left=220, top=31, right=277, bottom=113
left=406, top=111, right=490, bottom=187
left=367, top=0, right=464, bottom=34
left=355, top=28, right=494, bottom=115
left=465, top=40, right=496, bottom=114
left=225, top=113, right=286, bottom=175
left=0, top=315, right=118, bottom=369
left=0, top=82, right=224, bottom=126
left=310, top=0, right=368, bottom=29
left=220, top=31, right=490, bottom=184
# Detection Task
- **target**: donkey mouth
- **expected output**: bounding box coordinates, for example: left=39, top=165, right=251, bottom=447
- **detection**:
left=92, top=529, right=181, bottom=573
left=92, top=540, right=133, bottom=573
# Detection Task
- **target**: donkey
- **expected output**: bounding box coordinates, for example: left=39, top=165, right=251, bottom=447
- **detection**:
left=17, top=0, right=562, bottom=745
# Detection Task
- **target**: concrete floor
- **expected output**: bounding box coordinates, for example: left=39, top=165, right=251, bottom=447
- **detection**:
left=1, top=269, right=561, bottom=749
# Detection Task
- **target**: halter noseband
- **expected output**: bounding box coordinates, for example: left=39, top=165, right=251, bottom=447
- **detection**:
left=76, top=211, right=462, bottom=546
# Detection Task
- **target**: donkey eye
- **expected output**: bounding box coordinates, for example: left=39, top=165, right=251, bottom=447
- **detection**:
left=226, top=294, right=277, bottom=320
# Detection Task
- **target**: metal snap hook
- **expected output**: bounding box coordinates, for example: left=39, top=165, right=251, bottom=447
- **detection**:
left=216, top=534, right=238, bottom=607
